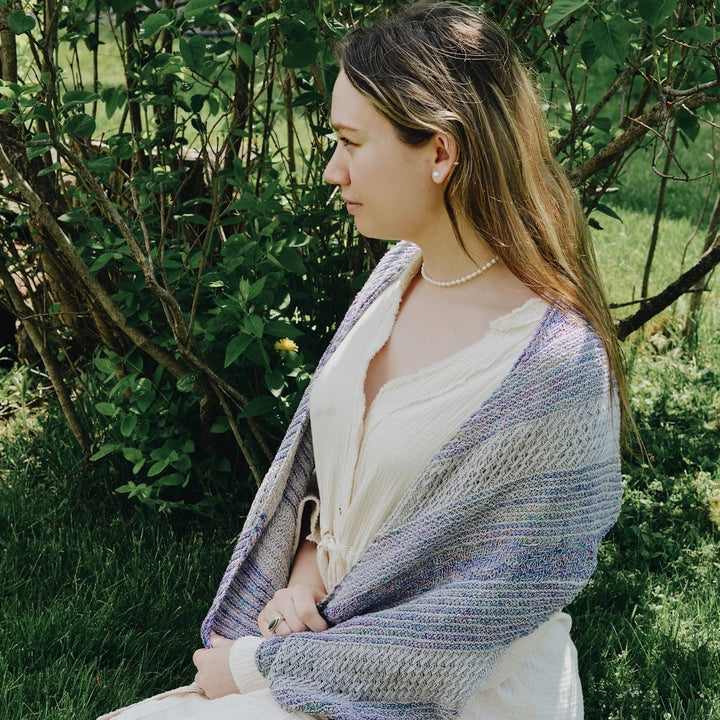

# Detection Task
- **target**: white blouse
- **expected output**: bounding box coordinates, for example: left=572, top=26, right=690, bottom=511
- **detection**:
left=308, top=257, right=549, bottom=590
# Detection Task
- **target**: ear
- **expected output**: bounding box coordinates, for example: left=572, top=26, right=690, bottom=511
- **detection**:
left=431, top=133, right=459, bottom=184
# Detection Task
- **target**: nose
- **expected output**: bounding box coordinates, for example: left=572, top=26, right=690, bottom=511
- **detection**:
left=323, top=143, right=349, bottom=187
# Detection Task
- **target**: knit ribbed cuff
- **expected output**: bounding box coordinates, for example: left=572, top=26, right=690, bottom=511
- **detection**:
left=254, top=634, right=284, bottom=677
left=229, top=636, right=268, bottom=693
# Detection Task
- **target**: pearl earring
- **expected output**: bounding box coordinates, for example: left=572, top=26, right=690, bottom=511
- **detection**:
left=432, top=170, right=441, bottom=181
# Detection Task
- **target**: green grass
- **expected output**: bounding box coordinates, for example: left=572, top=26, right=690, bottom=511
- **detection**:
left=2, top=307, right=719, bottom=719
left=594, top=208, right=719, bottom=344
left=0, top=409, right=238, bottom=719
left=570, top=343, right=720, bottom=720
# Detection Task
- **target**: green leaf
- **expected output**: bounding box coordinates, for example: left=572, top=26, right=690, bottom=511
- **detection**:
left=90, top=442, right=121, bottom=461
left=176, top=373, right=197, bottom=393
left=591, top=17, right=629, bottom=64
left=190, top=94, right=205, bottom=113
left=85, top=156, right=116, bottom=174
left=101, top=87, right=126, bottom=119
left=109, top=137, right=133, bottom=160
left=282, top=40, right=320, bottom=69
left=147, top=456, right=172, bottom=477
left=8, top=10, right=36, bottom=34
left=31, top=104, right=53, bottom=122
left=580, top=39, right=600, bottom=68
left=292, top=91, right=324, bottom=109
left=239, top=395, right=277, bottom=418
left=675, top=108, right=700, bottom=143
left=62, top=90, right=100, bottom=109
left=276, top=246, right=306, bottom=275
left=595, top=204, right=623, bottom=222
left=121, top=445, right=144, bottom=463
left=265, top=369, right=285, bottom=397
left=224, top=333, right=253, bottom=367
left=89, top=252, right=122, bottom=272
left=155, top=472, right=188, bottom=487
left=93, top=357, right=117, bottom=375
left=63, top=113, right=96, bottom=139
left=26, top=142, right=52, bottom=160
left=264, top=319, right=302, bottom=339
left=138, top=12, right=175, bottom=40
left=243, top=315, right=264, bottom=338
left=37, top=162, right=61, bottom=177
left=120, top=414, right=138, bottom=438
left=180, top=36, right=207, bottom=72
left=95, top=402, right=118, bottom=417
left=237, top=42, right=254, bottom=68
left=133, top=381, right=156, bottom=412
left=637, top=0, right=677, bottom=27
left=108, top=0, right=135, bottom=13
left=247, top=276, right=266, bottom=301
left=183, top=0, right=218, bottom=23
left=85, top=31, right=102, bottom=52
left=210, top=416, right=230, bottom=433
left=545, top=0, right=589, bottom=28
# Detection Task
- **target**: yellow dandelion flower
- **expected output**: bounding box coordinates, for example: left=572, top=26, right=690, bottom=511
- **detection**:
left=274, top=338, right=299, bottom=353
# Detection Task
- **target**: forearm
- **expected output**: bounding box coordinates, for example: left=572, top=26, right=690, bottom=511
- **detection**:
left=288, top=538, right=326, bottom=596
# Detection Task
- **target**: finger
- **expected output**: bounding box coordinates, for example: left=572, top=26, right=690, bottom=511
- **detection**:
left=263, top=596, right=305, bottom=635
left=278, top=606, right=306, bottom=634
left=270, top=619, right=289, bottom=637
left=259, top=611, right=285, bottom=638
left=292, top=596, right=329, bottom=633
left=260, top=605, right=302, bottom=636
left=192, top=648, right=207, bottom=671
left=210, top=634, right=233, bottom=649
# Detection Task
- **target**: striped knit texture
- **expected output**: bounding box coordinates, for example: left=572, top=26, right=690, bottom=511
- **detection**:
left=201, top=242, right=622, bottom=720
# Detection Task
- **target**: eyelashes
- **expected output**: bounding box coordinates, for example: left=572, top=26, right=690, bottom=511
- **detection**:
left=328, top=131, right=356, bottom=147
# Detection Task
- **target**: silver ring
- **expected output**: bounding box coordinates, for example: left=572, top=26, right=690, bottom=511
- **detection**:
left=267, top=615, right=284, bottom=633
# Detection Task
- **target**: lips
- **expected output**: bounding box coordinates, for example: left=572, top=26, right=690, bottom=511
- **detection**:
left=342, top=197, right=362, bottom=214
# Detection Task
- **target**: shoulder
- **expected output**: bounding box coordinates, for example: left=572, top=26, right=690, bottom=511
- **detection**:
left=528, top=305, right=607, bottom=370
left=499, top=305, right=613, bottom=416
left=364, top=241, right=420, bottom=287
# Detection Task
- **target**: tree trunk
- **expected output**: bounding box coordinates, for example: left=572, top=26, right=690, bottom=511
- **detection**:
left=682, top=192, right=720, bottom=344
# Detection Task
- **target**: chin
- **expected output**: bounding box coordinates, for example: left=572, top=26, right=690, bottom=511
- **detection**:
left=353, top=220, right=400, bottom=243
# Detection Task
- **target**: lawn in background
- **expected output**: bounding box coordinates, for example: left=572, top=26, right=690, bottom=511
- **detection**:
left=1, top=207, right=719, bottom=719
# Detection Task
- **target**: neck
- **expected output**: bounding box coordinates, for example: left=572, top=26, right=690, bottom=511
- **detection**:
left=416, top=231, right=495, bottom=285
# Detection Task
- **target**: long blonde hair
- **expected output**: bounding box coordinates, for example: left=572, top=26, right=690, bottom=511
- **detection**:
left=337, top=0, right=630, bottom=424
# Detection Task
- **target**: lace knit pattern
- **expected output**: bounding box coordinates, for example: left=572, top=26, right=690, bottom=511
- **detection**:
left=201, top=242, right=622, bottom=720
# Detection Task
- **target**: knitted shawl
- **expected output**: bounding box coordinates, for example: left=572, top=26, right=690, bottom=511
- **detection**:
left=201, top=241, right=622, bottom=720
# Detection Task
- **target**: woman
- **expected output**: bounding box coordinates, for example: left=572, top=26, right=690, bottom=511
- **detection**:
left=100, top=1, right=624, bottom=718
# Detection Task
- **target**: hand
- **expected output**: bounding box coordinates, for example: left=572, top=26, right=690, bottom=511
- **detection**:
left=192, top=631, right=238, bottom=699
left=258, top=584, right=329, bottom=638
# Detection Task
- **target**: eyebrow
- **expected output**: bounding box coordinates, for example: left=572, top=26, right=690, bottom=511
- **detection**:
left=331, top=122, right=360, bottom=133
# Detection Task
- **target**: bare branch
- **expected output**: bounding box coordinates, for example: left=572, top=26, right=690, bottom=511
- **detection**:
left=616, top=242, right=720, bottom=340
left=567, top=91, right=719, bottom=186
left=0, top=140, right=191, bottom=381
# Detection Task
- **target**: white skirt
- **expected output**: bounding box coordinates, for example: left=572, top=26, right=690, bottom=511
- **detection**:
left=98, top=613, right=581, bottom=720
left=97, top=684, right=316, bottom=720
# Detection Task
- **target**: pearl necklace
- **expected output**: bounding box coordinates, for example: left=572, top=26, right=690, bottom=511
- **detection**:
left=420, top=256, right=497, bottom=287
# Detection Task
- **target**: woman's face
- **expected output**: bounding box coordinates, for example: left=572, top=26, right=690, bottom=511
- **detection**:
left=324, top=71, right=443, bottom=242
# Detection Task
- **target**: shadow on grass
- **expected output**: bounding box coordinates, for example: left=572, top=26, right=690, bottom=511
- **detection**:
left=571, top=342, right=720, bottom=720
